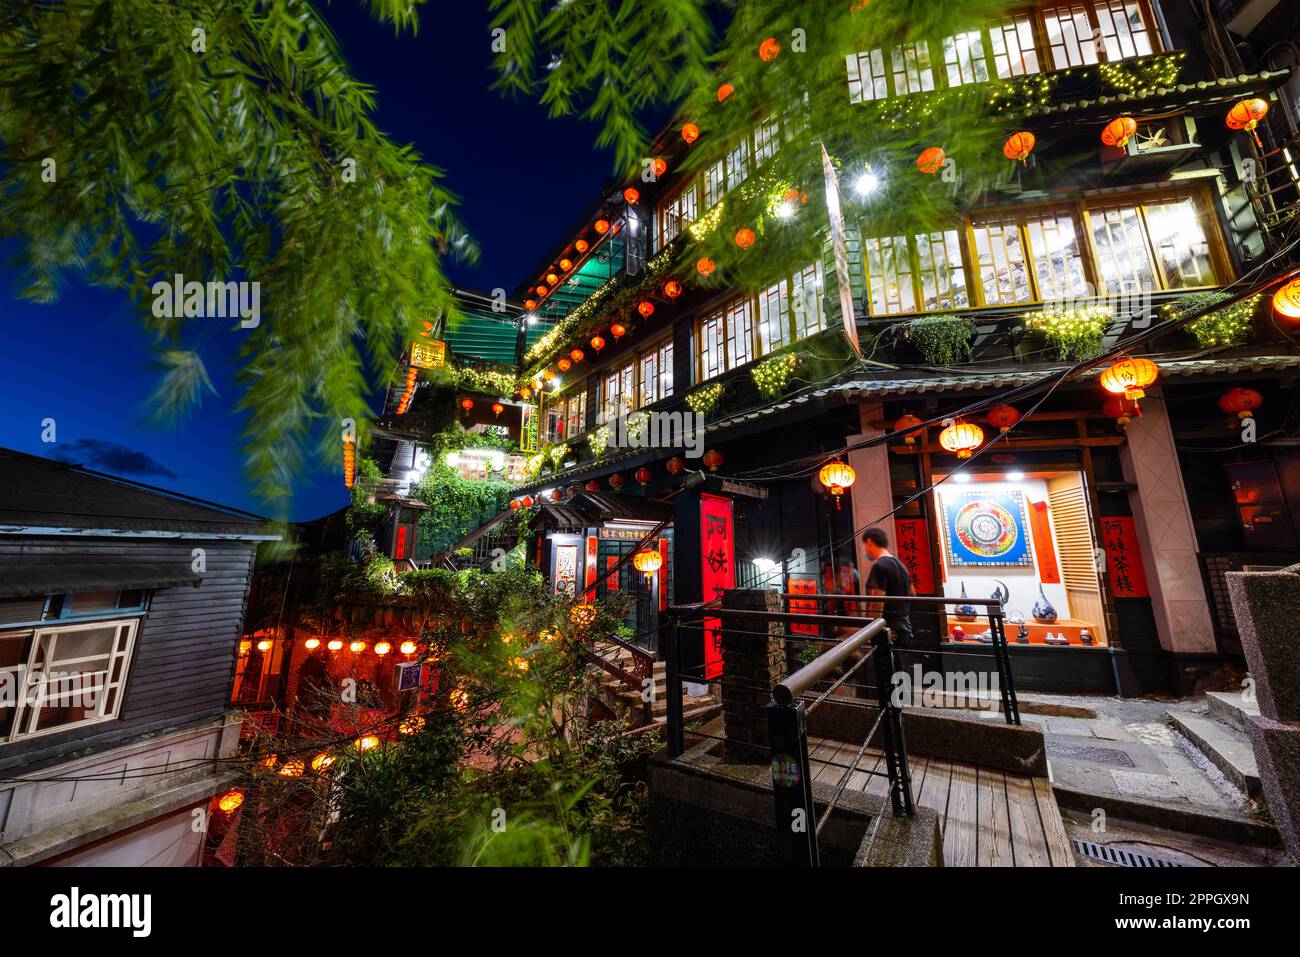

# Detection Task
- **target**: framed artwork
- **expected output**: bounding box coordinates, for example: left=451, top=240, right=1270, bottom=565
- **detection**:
left=554, top=544, right=578, bottom=596
left=939, top=489, right=1033, bottom=567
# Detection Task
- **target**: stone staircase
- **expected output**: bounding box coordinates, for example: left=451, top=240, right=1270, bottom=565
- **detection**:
left=589, top=641, right=719, bottom=726
left=1169, top=692, right=1263, bottom=802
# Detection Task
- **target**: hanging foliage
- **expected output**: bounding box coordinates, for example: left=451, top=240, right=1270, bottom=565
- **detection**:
left=751, top=353, right=799, bottom=399
left=686, top=382, right=725, bottom=417
left=1162, top=291, right=1259, bottom=349
left=1023, top=305, right=1111, bottom=361
left=906, top=314, right=976, bottom=365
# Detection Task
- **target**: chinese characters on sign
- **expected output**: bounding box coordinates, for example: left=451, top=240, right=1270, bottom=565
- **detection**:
left=409, top=338, right=447, bottom=370
left=1102, top=517, right=1150, bottom=598
left=700, top=494, right=734, bottom=680
left=519, top=404, right=540, bottom=453
left=894, top=518, right=935, bottom=594
left=554, top=544, right=577, bottom=597
left=787, top=576, right=820, bottom=636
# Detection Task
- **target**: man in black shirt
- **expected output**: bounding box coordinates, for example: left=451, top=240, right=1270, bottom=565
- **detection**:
left=862, top=527, right=914, bottom=645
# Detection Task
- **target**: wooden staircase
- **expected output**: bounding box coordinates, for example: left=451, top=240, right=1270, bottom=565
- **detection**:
left=588, top=640, right=719, bottom=727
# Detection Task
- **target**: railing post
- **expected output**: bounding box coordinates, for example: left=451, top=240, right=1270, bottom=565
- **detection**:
left=988, top=610, right=1020, bottom=725
left=664, top=611, right=685, bottom=758
left=871, top=628, right=914, bottom=818
left=766, top=699, right=818, bottom=867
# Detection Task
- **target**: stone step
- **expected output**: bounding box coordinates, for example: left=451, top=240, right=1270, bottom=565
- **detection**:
left=1206, top=691, right=1261, bottom=733
left=1169, top=711, right=1262, bottom=801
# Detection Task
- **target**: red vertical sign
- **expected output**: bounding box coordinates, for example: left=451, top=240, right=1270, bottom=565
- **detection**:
left=1102, top=516, right=1150, bottom=598
left=787, top=576, right=819, bottom=636
left=700, top=494, right=734, bottom=680
left=1028, top=500, right=1062, bottom=585
left=894, top=518, right=935, bottom=594
left=583, top=535, right=599, bottom=600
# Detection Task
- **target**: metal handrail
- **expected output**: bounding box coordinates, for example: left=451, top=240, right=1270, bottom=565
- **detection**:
left=782, top=592, right=1006, bottom=609
left=773, top=618, right=886, bottom=706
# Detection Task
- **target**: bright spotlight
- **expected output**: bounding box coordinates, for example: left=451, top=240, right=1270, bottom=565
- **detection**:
left=853, top=170, right=880, bottom=197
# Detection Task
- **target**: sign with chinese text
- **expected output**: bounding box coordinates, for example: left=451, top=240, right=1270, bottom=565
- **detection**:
left=1101, top=516, right=1149, bottom=598
left=700, top=493, right=735, bottom=680
left=605, top=554, right=621, bottom=592
left=519, top=404, right=540, bottom=453
left=893, top=519, right=935, bottom=594
left=554, top=544, right=578, bottom=596
left=787, top=575, right=820, bottom=636
left=410, top=338, right=447, bottom=370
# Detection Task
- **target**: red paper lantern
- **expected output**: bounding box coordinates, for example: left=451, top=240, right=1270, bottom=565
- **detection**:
left=759, top=37, right=781, bottom=62
left=519, top=387, right=532, bottom=400
left=1219, top=387, right=1263, bottom=423
left=696, top=257, right=715, bottom=276
left=460, top=398, right=474, bottom=411
left=551, top=488, right=564, bottom=502
left=635, top=467, right=652, bottom=486
left=681, top=123, right=700, bottom=144
left=623, top=187, right=640, bottom=204
left=663, top=279, right=683, bottom=299
left=666, top=456, right=686, bottom=475
left=917, top=147, right=945, bottom=174
left=1227, top=98, right=1269, bottom=146
left=1102, top=395, right=1141, bottom=430
left=1003, top=131, right=1035, bottom=163
left=492, top=402, right=504, bottom=416
left=591, top=335, right=606, bottom=351
left=652, top=158, right=668, bottom=177
left=557, top=358, right=571, bottom=372
left=939, top=421, right=983, bottom=459
left=894, top=413, right=924, bottom=444
left=611, top=323, right=627, bottom=338
left=1101, top=116, right=1138, bottom=148
left=521, top=496, right=534, bottom=508
left=542, top=368, right=556, bottom=381
left=559, top=258, right=572, bottom=271
left=986, top=404, right=1022, bottom=433
left=637, top=301, right=655, bottom=318
left=818, top=460, right=856, bottom=509
left=570, top=348, right=585, bottom=363
left=594, top=219, right=610, bottom=235
left=703, top=449, right=724, bottom=472
left=524, top=298, right=537, bottom=311
left=509, top=499, right=521, bottom=510
left=585, top=480, right=601, bottom=491
left=1100, top=357, right=1159, bottom=401
left=575, top=239, right=589, bottom=253
left=546, top=272, right=559, bottom=285
left=717, top=83, right=735, bottom=102
left=536, top=285, right=548, bottom=296
left=609, top=473, right=626, bottom=490
left=735, top=228, right=756, bottom=249
left=1273, top=278, right=1300, bottom=320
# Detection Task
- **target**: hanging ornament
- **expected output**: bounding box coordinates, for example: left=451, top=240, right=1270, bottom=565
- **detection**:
left=759, top=37, right=781, bottom=61
left=916, top=147, right=945, bottom=174
left=551, top=488, right=564, bottom=501
left=735, top=228, right=756, bottom=249
left=611, top=322, right=627, bottom=338
left=1003, top=131, right=1036, bottom=164
left=818, top=460, right=856, bottom=509
left=327, top=639, right=344, bottom=652
left=894, top=413, right=924, bottom=444
left=637, top=300, right=655, bottom=318
left=304, top=637, right=321, bottom=650
left=542, top=368, right=556, bottom=381
left=524, top=298, right=537, bottom=311
left=460, top=397, right=474, bottom=411
left=635, top=467, right=653, bottom=486
left=663, top=279, right=683, bottom=299
left=1102, top=395, right=1141, bottom=430
left=986, top=404, right=1022, bottom=433
left=1101, top=116, right=1138, bottom=148
left=546, top=272, right=559, bottom=285
left=703, top=449, right=724, bottom=472
left=1226, top=98, right=1269, bottom=148
left=591, top=335, right=606, bottom=351
left=536, top=285, right=548, bottom=297
left=652, top=158, right=668, bottom=177
left=509, top=499, right=521, bottom=510
left=696, top=257, right=715, bottom=276
left=519, top=387, right=532, bottom=400
left=609, top=473, right=626, bottom=491
left=633, top=549, right=663, bottom=580
left=1100, top=356, right=1159, bottom=401
left=400, top=640, right=417, bottom=655
left=1273, top=278, right=1300, bottom=320
left=594, top=219, right=610, bottom=234
left=623, top=187, right=640, bottom=204
left=492, top=402, right=504, bottom=416
left=585, top=480, right=601, bottom=491
left=681, top=123, right=700, bottom=144
left=666, top=456, right=686, bottom=475
left=559, top=258, right=572, bottom=271
left=521, top=495, right=534, bottom=508
left=570, top=348, right=585, bottom=363
left=575, top=239, right=589, bottom=253
left=717, top=82, right=735, bottom=102
left=343, top=434, right=356, bottom=488
left=557, top=358, right=571, bottom=372
left=939, top=421, right=984, bottom=459
left=374, top=641, right=392, bottom=657
left=1219, top=387, right=1263, bottom=425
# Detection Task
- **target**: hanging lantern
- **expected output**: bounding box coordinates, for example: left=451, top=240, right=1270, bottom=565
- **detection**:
left=759, top=37, right=781, bottom=61
left=520, top=387, right=532, bottom=400
left=663, top=279, right=683, bottom=299
left=1273, top=278, right=1300, bottom=320
left=735, top=228, right=756, bottom=249
left=637, top=301, right=655, bottom=318
left=570, top=603, right=597, bottom=627
left=591, top=335, right=606, bottom=351
left=1102, top=395, right=1141, bottom=430
left=575, top=239, right=589, bottom=253
left=305, top=637, right=321, bottom=650
left=239, top=640, right=251, bottom=656
left=543, top=368, right=556, bottom=381
left=1226, top=98, right=1269, bottom=147
left=374, top=641, right=392, bottom=656
left=585, top=480, right=601, bottom=491
left=311, top=753, right=335, bottom=773
left=986, top=404, right=1022, bottom=433
left=343, top=434, right=356, bottom=489
left=524, top=298, right=537, bottom=311
left=611, top=323, right=627, bottom=338
left=521, top=495, right=534, bottom=508
left=1220, top=387, right=1263, bottom=424
left=1101, top=116, right=1138, bottom=148
left=696, top=257, right=715, bottom=276
left=818, top=460, right=856, bottom=509
left=652, top=158, right=668, bottom=177
left=536, top=285, right=548, bottom=296
left=609, top=473, right=626, bottom=490
left=546, top=272, right=559, bottom=286
left=717, top=82, right=735, bottom=102
left=558, top=358, right=571, bottom=372
left=633, top=549, right=663, bottom=580
left=681, top=122, right=700, bottom=144
left=594, top=219, right=610, bottom=234
left=256, top=639, right=272, bottom=652
left=355, top=735, right=380, bottom=751
left=400, top=640, right=417, bottom=655
left=559, top=258, right=572, bottom=271
left=1100, top=356, right=1159, bottom=401
left=492, top=402, right=504, bottom=416
left=894, top=413, right=924, bottom=444
left=570, top=348, right=585, bottom=363
left=703, top=449, right=724, bottom=472
left=327, top=639, right=344, bottom=652
left=623, top=187, right=640, bottom=204
left=666, top=456, right=686, bottom=475
left=1003, top=131, right=1035, bottom=163
left=279, top=759, right=305, bottom=778
left=217, top=791, right=245, bottom=813
left=939, top=421, right=984, bottom=459
left=551, top=487, right=564, bottom=501
left=917, top=146, right=945, bottom=174
left=509, top=498, right=521, bottom=510
left=349, top=640, right=366, bottom=654
left=635, top=467, right=652, bottom=486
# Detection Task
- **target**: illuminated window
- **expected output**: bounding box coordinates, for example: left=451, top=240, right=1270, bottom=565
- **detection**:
left=1089, top=204, right=1156, bottom=297
left=638, top=338, right=674, bottom=406
left=758, top=278, right=792, bottom=353
left=565, top=390, right=587, bottom=438
left=971, top=209, right=1088, bottom=306
left=847, top=41, right=934, bottom=101
left=697, top=298, right=757, bottom=380
left=1025, top=212, right=1090, bottom=303
left=988, top=15, right=1041, bottom=78
left=726, top=139, right=751, bottom=191
left=725, top=298, right=754, bottom=369
left=846, top=48, right=889, bottom=103
left=1041, top=1, right=1154, bottom=70
left=1144, top=198, right=1215, bottom=289
left=659, top=183, right=698, bottom=248
left=790, top=262, right=826, bottom=340
left=1089, top=196, right=1217, bottom=295
left=866, top=233, right=968, bottom=316
left=915, top=231, right=970, bottom=312
left=943, top=31, right=989, bottom=87
left=970, top=213, right=1034, bottom=305
left=866, top=235, right=918, bottom=315
left=892, top=41, right=935, bottom=95
left=754, top=114, right=781, bottom=165
left=698, top=312, right=725, bottom=381
left=703, top=160, right=726, bottom=208
left=600, top=363, right=635, bottom=423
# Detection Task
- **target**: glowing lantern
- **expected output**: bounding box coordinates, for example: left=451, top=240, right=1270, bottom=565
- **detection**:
left=400, top=640, right=417, bottom=655
left=759, top=37, right=781, bottom=61
left=637, top=301, right=655, bottom=318
left=623, top=187, right=640, bottom=204
left=591, top=335, right=606, bottom=351
left=570, top=348, right=585, bottom=363
left=735, top=228, right=756, bottom=249
left=585, top=480, right=601, bottom=491
left=311, top=753, right=335, bottom=773
left=663, top=279, right=683, bottom=299
left=558, top=358, right=571, bottom=372
left=609, top=473, right=626, bottom=490
left=717, top=82, right=735, bottom=102
left=279, top=759, right=305, bottom=778
left=666, top=456, right=686, bottom=475
left=327, top=639, right=344, bottom=652
left=703, top=449, right=724, bottom=472
left=349, top=640, right=366, bottom=654
left=400, top=716, right=426, bottom=735
left=524, top=299, right=537, bottom=310
left=575, top=239, right=589, bottom=253
left=635, top=467, right=652, bottom=486
left=543, top=368, right=556, bottom=381
left=894, top=413, right=924, bottom=444
left=570, top=604, right=597, bottom=628
left=239, top=640, right=251, bottom=656
left=460, top=397, right=474, bottom=411
left=1227, top=98, right=1269, bottom=147
left=1101, top=116, right=1138, bottom=148
left=521, top=495, right=534, bottom=508
left=939, top=421, right=984, bottom=459
left=818, top=460, right=856, bottom=508
left=509, top=498, right=521, bottom=510
left=1273, top=278, right=1300, bottom=320
left=1102, top=395, right=1141, bottom=430
left=917, top=147, right=945, bottom=174
left=537, top=285, right=548, bottom=296
left=559, top=258, right=572, bottom=271
left=1220, top=388, right=1263, bottom=424
left=1003, top=131, right=1035, bottom=163
left=681, top=123, right=700, bottom=144
left=1100, top=357, right=1159, bottom=401
left=217, top=791, right=244, bottom=813
left=355, top=735, right=380, bottom=751
left=520, top=387, right=532, bottom=400
left=551, top=488, right=564, bottom=501
left=492, top=402, right=504, bottom=416
left=652, top=158, right=668, bottom=177
left=256, top=639, right=272, bottom=652
left=611, top=323, right=627, bottom=338
left=546, top=272, right=559, bottom=285
left=986, top=404, right=1022, bottom=433
left=633, top=549, right=663, bottom=580
left=305, top=637, right=321, bottom=650
left=374, top=641, right=392, bottom=656
left=696, top=257, right=715, bottom=276
left=594, top=219, right=610, bottom=234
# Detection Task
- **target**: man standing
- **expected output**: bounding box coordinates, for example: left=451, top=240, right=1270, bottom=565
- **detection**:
left=862, top=527, right=914, bottom=645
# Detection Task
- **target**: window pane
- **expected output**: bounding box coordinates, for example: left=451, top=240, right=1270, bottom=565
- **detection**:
left=726, top=299, right=754, bottom=369
left=0, top=631, right=31, bottom=738
left=866, top=235, right=916, bottom=315
left=1026, top=211, right=1091, bottom=303
left=699, top=313, right=725, bottom=380
left=639, top=351, right=658, bottom=407
left=990, top=16, right=1041, bottom=77
left=916, top=230, right=970, bottom=311
left=619, top=363, right=634, bottom=415
left=658, top=341, right=674, bottom=398
left=704, top=161, right=726, bottom=207
left=660, top=184, right=697, bottom=247
left=1145, top=198, right=1215, bottom=289
left=943, top=31, right=989, bottom=87
left=846, top=48, right=888, bottom=103
left=1095, top=1, right=1153, bottom=61
left=791, top=262, right=826, bottom=339
left=754, top=115, right=780, bottom=165
left=726, top=139, right=750, bottom=190
left=1090, top=204, right=1157, bottom=297
left=758, top=279, right=790, bottom=353
left=1043, top=4, right=1099, bottom=69
left=67, top=591, right=119, bottom=615
left=23, top=623, right=131, bottom=735
left=892, top=41, right=935, bottom=95
left=971, top=215, right=1034, bottom=305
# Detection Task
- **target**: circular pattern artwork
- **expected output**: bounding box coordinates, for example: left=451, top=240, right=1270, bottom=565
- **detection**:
left=954, top=499, right=1019, bottom=560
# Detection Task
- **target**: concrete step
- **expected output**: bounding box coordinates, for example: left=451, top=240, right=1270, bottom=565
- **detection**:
left=1168, top=711, right=1262, bottom=801
left=1206, top=691, right=1261, bottom=733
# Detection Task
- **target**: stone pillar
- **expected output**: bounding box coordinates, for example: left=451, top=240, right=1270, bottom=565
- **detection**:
left=720, top=588, right=787, bottom=761
left=1227, top=564, right=1300, bottom=861
left=846, top=402, right=894, bottom=588
left=1118, top=390, right=1215, bottom=654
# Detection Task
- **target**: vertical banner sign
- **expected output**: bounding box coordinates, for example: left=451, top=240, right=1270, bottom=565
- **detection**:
left=894, top=518, right=935, bottom=594
left=519, top=403, right=540, bottom=453
left=583, top=535, right=599, bottom=600
left=820, top=143, right=862, bottom=358
left=700, top=494, right=735, bottom=680
left=605, top=555, right=621, bottom=592
left=787, top=576, right=820, bottom=636
left=554, top=544, right=578, bottom=596
left=1028, top=500, right=1062, bottom=584
left=1101, top=516, right=1150, bottom=598
left=658, top=536, right=670, bottom=613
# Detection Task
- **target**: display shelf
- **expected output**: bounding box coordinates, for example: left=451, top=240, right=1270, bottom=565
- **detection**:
left=945, top=618, right=1106, bottom=648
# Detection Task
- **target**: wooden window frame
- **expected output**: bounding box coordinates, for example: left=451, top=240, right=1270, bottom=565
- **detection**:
left=1035, top=0, right=1160, bottom=71
left=864, top=230, right=970, bottom=317
left=658, top=180, right=699, bottom=250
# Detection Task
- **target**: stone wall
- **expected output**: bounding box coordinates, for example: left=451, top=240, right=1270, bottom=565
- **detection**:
left=719, top=588, right=787, bottom=759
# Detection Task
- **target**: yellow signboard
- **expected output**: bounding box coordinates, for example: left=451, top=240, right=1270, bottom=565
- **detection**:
left=410, top=338, right=448, bottom=370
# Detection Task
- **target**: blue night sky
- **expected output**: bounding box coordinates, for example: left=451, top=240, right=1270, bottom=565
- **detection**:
left=0, top=3, right=624, bottom=522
